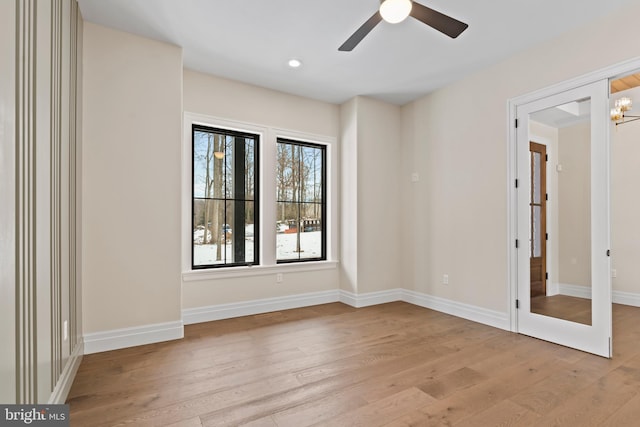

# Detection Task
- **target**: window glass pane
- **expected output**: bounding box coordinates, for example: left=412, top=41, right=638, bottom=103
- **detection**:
left=245, top=138, right=256, bottom=200
left=193, top=199, right=229, bottom=267
left=193, top=130, right=225, bottom=199
left=224, top=136, right=234, bottom=199
left=299, top=205, right=323, bottom=260
left=276, top=202, right=300, bottom=260
left=277, top=143, right=290, bottom=202
left=244, top=201, right=256, bottom=263
left=276, top=204, right=323, bottom=261
left=301, top=146, right=323, bottom=203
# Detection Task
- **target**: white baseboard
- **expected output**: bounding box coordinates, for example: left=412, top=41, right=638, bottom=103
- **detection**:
left=182, top=288, right=508, bottom=332
left=182, top=290, right=340, bottom=325
left=613, top=290, right=640, bottom=307
left=402, top=290, right=510, bottom=331
left=547, top=282, right=560, bottom=296
left=87, top=289, right=513, bottom=355
left=339, top=289, right=402, bottom=308
left=557, top=283, right=640, bottom=308
left=48, top=340, right=83, bottom=404
left=83, top=320, right=184, bottom=354
left=558, top=283, right=591, bottom=299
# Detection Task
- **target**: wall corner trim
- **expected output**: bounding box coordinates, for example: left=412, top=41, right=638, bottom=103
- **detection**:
left=83, top=321, right=184, bottom=354
left=48, top=341, right=84, bottom=404
left=339, top=289, right=402, bottom=308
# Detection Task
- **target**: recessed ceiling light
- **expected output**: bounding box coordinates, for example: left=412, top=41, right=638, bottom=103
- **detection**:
left=288, top=59, right=302, bottom=68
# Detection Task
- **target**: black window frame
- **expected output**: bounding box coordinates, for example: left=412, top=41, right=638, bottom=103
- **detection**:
left=191, top=124, right=260, bottom=269
left=276, top=138, right=327, bottom=264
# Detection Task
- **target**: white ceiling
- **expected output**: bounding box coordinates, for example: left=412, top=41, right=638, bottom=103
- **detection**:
left=78, top=0, right=635, bottom=105
left=531, top=99, right=592, bottom=129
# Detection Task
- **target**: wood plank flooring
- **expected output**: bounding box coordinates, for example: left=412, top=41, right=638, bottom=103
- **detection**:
left=67, top=302, right=640, bottom=426
left=531, top=295, right=592, bottom=325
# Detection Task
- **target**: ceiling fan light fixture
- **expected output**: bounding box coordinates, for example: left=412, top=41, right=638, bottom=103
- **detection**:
left=379, top=0, right=412, bottom=24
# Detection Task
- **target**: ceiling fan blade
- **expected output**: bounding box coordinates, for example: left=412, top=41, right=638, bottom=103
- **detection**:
left=339, top=12, right=382, bottom=51
left=410, top=2, right=468, bottom=39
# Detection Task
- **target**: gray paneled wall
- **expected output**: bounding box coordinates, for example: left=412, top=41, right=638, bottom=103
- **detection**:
left=1, top=0, right=82, bottom=404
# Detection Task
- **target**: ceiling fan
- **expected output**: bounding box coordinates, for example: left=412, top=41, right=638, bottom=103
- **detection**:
left=339, top=0, right=469, bottom=51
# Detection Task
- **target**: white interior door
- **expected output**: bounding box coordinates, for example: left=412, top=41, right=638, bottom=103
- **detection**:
left=516, top=80, right=612, bottom=357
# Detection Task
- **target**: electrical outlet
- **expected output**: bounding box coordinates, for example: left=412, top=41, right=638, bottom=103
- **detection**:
left=442, top=274, right=449, bottom=285
left=276, top=273, right=283, bottom=283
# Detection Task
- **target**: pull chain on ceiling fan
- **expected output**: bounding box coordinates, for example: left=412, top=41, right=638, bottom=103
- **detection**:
left=339, top=0, right=469, bottom=51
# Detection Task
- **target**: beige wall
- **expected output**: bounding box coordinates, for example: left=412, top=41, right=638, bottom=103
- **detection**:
left=612, top=86, right=640, bottom=294
left=354, top=97, right=402, bottom=294
left=184, top=69, right=340, bottom=137
left=82, top=23, right=183, bottom=332
left=558, top=122, right=591, bottom=288
left=340, top=96, right=402, bottom=295
left=182, top=69, right=341, bottom=309
left=401, top=2, right=640, bottom=313
left=340, top=98, right=358, bottom=293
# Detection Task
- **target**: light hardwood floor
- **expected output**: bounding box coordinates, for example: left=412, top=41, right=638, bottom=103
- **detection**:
left=67, top=302, right=640, bottom=426
left=531, top=295, right=592, bottom=325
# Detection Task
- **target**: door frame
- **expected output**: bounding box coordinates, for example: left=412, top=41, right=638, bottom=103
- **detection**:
left=507, top=56, right=640, bottom=345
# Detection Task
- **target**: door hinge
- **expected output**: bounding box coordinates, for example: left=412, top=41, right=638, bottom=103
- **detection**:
left=607, top=249, right=611, bottom=257
left=545, top=272, right=549, bottom=280
left=546, top=193, right=548, bottom=201
left=516, top=299, right=520, bottom=309
left=515, top=239, right=519, bottom=248
left=545, top=154, right=548, bottom=162
left=546, top=233, right=549, bottom=241
left=515, top=179, right=519, bottom=188
left=515, top=118, right=519, bottom=128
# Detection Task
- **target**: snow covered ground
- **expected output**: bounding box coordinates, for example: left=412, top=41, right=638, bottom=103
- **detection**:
left=193, top=230, right=321, bottom=265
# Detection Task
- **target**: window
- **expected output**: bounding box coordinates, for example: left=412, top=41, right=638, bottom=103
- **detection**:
left=183, top=113, right=337, bottom=280
left=276, top=139, right=326, bottom=262
left=192, top=125, right=259, bottom=268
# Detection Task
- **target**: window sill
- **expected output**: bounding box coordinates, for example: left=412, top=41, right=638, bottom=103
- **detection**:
left=182, top=260, right=339, bottom=282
